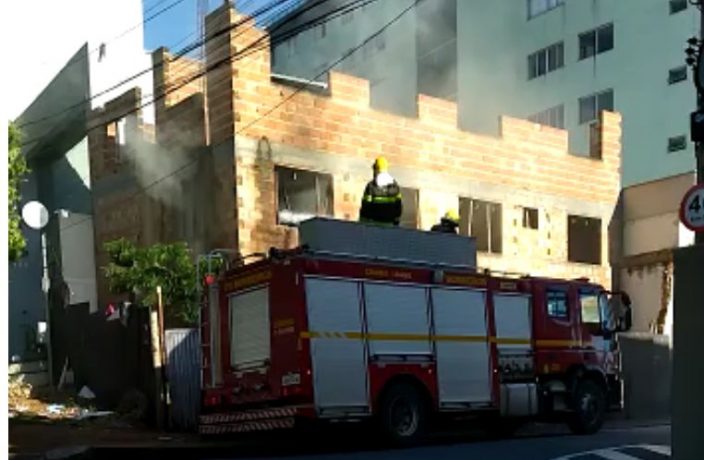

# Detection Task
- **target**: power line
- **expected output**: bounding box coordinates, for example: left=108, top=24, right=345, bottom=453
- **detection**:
left=29, top=0, right=189, bottom=96
left=55, top=0, right=418, bottom=237
left=17, top=0, right=298, bottom=130
left=20, top=0, right=364, bottom=148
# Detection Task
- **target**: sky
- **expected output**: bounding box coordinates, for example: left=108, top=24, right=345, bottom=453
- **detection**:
left=142, top=0, right=300, bottom=53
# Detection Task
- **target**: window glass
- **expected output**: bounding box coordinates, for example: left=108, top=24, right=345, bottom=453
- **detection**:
left=547, top=290, right=568, bottom=319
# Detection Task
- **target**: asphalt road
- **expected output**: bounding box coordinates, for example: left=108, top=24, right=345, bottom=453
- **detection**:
left=207, top=423, right=671, bottom=460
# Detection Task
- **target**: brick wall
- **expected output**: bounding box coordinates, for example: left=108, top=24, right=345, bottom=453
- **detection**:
left=200, top=3, right=621, bottom=287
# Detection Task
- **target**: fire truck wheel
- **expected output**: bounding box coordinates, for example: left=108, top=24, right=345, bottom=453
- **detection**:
left=378, top=382, right=428, bottom=444
left=568, top=378, right=606, bottom=435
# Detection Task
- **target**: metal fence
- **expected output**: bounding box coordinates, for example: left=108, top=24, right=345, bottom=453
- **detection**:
left=165, top=328, right=201, bottom=430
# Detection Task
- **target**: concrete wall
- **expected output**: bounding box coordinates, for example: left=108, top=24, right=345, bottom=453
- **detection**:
left=672, top=244, right=704, bottom=460
left=59, top=214, right=98, bottom=313
left=619, top=333, right=672, bottom=420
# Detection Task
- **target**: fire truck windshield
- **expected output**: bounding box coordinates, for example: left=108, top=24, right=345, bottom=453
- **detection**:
left=580, top=290, right=617, bottom=334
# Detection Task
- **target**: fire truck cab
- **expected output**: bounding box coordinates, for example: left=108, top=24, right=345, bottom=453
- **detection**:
left=199, top=218, right=631, bottom=442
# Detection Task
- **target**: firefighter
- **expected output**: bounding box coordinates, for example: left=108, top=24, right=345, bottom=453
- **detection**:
left=431, top=210, right=460, bottom=234
left=359, top=156, right=403, bottom=226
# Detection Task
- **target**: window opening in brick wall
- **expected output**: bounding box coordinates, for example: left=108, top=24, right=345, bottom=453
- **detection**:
left=528, top=42, right=563, bottom=80
left=670, top=0, right=687, bottom=14
left=522, top=207, right=539, bottom=230
left=668, top=65, right=687, bottom=85
left=459, top=198, right=502, bottom=254
left=667, top=135, right=687, bottom=153
left=567, top=215, right=601, bottom=265
left=399, top=187, right=419, bottom=229
left=276, top=166, right=333, bottom=226
left=579, top=23, right=613, bottom=60
left=546, top=290, right=569, bottom=319
left=589, top=121, right=602, bottom=159
left=579, top=88, right=613, bottom=124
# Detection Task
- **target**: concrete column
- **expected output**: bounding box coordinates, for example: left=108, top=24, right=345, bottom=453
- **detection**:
left=672, top=244, right=704, bottom=460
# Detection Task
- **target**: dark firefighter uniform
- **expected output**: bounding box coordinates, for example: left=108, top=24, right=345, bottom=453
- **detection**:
left=431, top=210, right=460, bottom=234
left=359, top=157, right=403, bottom=226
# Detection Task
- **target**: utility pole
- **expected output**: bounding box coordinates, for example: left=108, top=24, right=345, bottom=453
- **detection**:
left=686, top=0, right=704, bottom=244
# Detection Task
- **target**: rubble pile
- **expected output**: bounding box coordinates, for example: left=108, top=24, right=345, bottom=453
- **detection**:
left=8, top=379, right=106, bottom=421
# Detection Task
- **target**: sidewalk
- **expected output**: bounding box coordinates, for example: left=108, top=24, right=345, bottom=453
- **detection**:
left=9, top=418, right=198, bottom=459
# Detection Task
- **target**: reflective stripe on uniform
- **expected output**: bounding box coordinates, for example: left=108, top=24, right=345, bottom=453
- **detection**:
left=363, top=194, right=402, bottom=204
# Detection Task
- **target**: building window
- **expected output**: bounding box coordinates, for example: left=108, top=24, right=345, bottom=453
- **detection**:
left=459, top=198, right=502, bottom=254
left=98, top=43, right=107, bottom=62
left=107, top=118, right=126, bottom=163
left=579, top=23, right=614, bottom=60
left=522, top=207, right=539, bottom=230
left=527, top=0, right=564, bottom=19
left=578, top=89, right=613, bottom=124
left=668, top=65, right=688, bottom=84
left=276, top=166, right=333, bottom=226
left=528, top=42, right=564, bottom=79
left=546, top=290, right=569, bottom=319
left=670, top=0, right=687, bottom=14
left=567, top=215, right=601, bottom=265
left=399, top=187, right=419, bottom=229
left=319, top=23, right=327, bottom=38
left=667, top=135, right=687, bottom=153
left=528, top=104, right=565, bottom=129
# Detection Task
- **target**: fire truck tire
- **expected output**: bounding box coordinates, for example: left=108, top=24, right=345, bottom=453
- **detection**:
left=567, top=378, right=606, bottom=435
left=378, top=382, right=428, bottom=444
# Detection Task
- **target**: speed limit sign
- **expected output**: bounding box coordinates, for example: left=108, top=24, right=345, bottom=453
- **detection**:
left=680, top=183, right=704, bottom=232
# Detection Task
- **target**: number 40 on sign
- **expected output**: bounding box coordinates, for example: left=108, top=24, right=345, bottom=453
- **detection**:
left=680, top=183, right=704, bottom=232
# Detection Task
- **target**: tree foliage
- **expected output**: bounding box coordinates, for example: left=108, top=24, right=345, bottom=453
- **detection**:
left=102, top=239, right=223, bottom=326
left=9, top=122, right=29, bottom=262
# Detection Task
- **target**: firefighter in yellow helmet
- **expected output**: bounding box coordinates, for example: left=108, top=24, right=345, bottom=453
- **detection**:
left=359, top=157, right=403, bottom=226
left=431, top=210, right=460, bottom=234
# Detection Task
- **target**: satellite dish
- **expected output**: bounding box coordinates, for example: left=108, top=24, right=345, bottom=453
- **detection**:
left=21, top=201, right=49, bottom=230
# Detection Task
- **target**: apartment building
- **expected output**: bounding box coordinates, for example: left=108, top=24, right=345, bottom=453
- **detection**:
left=272, top=0, right=698, bottom=187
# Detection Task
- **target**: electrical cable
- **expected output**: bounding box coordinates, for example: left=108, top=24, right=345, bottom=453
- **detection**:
left=29, top=0, right=408, bottom=238
left=17, top=0, right=298, bottom=129
left=20, top=0, right=367, bottom=148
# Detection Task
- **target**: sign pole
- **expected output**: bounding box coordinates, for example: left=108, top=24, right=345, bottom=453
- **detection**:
left=688, top=1, right=704, bottom=244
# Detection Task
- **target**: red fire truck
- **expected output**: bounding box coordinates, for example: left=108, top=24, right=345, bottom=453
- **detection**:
left=198, top=219, right=631, bottom=442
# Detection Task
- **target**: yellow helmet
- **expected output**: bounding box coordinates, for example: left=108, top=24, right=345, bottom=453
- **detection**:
left=373, top=156, right=389, bottom=172
left=444, top=210, right=459, bottom=224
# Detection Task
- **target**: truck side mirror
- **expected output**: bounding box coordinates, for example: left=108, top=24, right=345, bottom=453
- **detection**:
left=619, top=305, right=632, bottom=332
left=618, top=291, right=632, bottom=332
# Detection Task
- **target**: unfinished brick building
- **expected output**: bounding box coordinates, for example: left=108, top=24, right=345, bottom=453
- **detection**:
left=90, top=3, right=621, bottom=304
